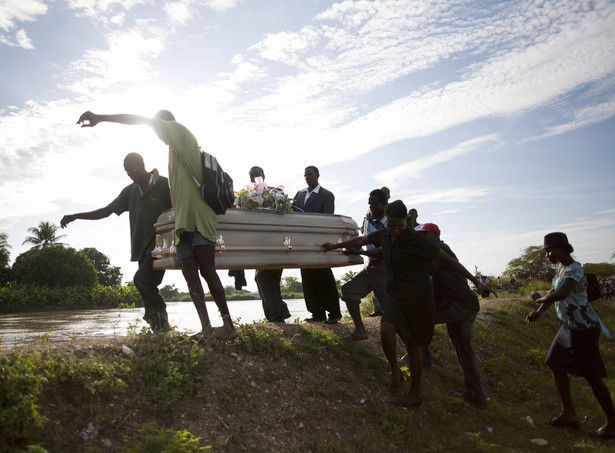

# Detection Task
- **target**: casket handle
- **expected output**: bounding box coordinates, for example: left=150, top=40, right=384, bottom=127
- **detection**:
left=283, top=236, right=292, bottom=251
left=216, top=234, right=226, bottom=253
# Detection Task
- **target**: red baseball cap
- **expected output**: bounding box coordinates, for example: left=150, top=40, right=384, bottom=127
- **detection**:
left=416, top=222, right=441, bottom=235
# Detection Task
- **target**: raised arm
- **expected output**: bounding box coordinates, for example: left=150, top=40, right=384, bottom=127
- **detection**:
left=436, top=250, right=497, bottom=297
left=77, top=112, right=154, bottom=128
left=61, top=207, right=113, bottom=228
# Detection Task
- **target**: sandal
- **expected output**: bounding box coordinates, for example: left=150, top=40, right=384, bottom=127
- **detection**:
left=546, top=416, right=580, bottom=430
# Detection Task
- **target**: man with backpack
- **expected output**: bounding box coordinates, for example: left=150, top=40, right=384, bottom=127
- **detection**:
left=76, top=110, right=236, bottom=341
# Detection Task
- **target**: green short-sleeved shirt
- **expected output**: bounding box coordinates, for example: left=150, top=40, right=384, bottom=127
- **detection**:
left=150, top=119, right=218, bottom=244
left=106, top=170, right=172, bottom=262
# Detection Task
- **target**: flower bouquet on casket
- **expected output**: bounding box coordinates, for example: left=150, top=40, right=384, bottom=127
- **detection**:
left=234, top=177, right=294, bottom=213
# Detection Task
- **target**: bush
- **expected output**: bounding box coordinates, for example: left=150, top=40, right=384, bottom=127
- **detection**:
left=0, top=353, right=49, bottom=450
left=91, top=283, right=141, bottom=308
left=0, top=283, right=140, bottom=312
left=13, top=246, right=97, bottom=289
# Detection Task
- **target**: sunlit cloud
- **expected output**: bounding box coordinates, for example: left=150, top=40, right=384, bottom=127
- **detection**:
left=67, top=0, right=148, bottom=18
left=202, top=0, right=240, bottom=13
left=402, top=187, right=490, bottom=205
left=0, top=0, right=47, bottom=32
left=374, top=134, right=500, bottom=187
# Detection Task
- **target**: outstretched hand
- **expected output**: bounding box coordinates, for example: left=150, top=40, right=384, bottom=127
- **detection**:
left=60, top=215, right=75, bottom=228
left=476, top=282, right=497, bottom=298
left=525, top=311, right=540, bottom=323
left=77, top=111, right=99, bottom=128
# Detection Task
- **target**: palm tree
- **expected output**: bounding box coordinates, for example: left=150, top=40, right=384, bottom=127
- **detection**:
left=22, top=221, right=67, bottom=249
left=0, top=232, right=11, bottom=267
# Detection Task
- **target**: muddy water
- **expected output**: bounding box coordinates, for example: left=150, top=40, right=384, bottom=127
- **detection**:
left=0, top=300, right=314, bottom=348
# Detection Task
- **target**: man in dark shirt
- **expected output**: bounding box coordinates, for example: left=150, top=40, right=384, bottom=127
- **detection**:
left=323, top=201, right=493, bottom=407
left=61, top=153, right=172, bottom=331
left=416, top=223, right=488, bottom=405
left=249, top=166, right=291, bottom=323
left=293, top=166, right=341, bottom=324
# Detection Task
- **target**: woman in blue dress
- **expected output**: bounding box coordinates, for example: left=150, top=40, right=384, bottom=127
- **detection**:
left=526, top=232, right=615, bottom=440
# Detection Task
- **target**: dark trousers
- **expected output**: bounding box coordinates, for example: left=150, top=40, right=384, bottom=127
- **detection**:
left=134, top=254, right=167, bottom=322
left=300, top=268, right=341, bottom=319
left=255, top=269, right=290, bottom=321
left=447, top=312, right=487, bottom=402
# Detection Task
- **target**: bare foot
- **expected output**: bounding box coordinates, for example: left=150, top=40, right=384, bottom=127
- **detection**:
left=189, top=331, right=216, bottom=346
left=347, top=330, right=368, bottom=341
left=214, top=315, right=238, bottom=340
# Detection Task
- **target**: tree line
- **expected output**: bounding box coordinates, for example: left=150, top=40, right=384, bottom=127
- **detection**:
left=1, top=222, right=613, bottom=312
left=0, top=222, right=136, bottom=312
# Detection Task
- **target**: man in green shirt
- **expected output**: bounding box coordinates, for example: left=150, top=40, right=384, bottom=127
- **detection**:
left=61, top=153, right=172, bottom=331
left=76, top=110, right=237, bottom=341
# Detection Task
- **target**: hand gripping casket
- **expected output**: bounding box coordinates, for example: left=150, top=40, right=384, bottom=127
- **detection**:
left=151, top=208, right=364, bottom=270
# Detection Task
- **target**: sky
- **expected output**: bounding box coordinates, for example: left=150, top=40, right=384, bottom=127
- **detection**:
left=1, top=0, right=614, bottom=294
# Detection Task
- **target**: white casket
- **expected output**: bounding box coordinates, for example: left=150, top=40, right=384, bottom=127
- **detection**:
left=151, top=208, right=364, bottom=270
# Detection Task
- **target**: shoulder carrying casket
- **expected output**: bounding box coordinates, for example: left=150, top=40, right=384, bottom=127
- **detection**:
left=152, top=208, right=364, bottom=270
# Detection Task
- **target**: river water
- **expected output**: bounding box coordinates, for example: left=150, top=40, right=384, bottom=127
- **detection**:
left=0, top=299, right=320, bottom=349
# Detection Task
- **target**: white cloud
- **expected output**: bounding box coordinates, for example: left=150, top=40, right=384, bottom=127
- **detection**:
left=63, top=22, right=168, bottom=93
left=401, top=187, right=490, bottom=205
left=164, top=0, right=193, bottom=25
left=374, top=134, right=500, bottom=186
left=0, top=0, right=47, bottom=32
left=202, top=0, right=239, bottom=13
left=15, top=29, right=34, bottom=49
left=67, top=0, right=148, bottom=18
left=252, top=26, right=321, bottom=64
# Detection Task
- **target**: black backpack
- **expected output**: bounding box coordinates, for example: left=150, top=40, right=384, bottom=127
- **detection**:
left=200, top=150, right=235, bottom=215
left=176, top=148, right=235, bottom=215
left=586, top=273, right=602, bottom=302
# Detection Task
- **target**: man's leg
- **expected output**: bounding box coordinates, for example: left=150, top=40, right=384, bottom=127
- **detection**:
left=134, top=254, right=169, bottom=331
left=367, top=262, right=388, bottom=316
left=256, top=269, right=290, bottom=322
left=341, top=270, right=371, bottom=339
left=319, top=268, right=341, bottom=322
left=301, top=269, right=326, bottom=321
left=193, top=243, right=237, bottom=339
left=180, top=255, right=213, bottom=336
left=447, top=312, right=487, bottom=403
left=255, top=269, right=273, bottom=321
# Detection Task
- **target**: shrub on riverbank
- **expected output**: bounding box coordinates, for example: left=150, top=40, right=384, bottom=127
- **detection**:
left=1, top=294, right=614, bottom=452
left=0, top=283, right=141, bottom=313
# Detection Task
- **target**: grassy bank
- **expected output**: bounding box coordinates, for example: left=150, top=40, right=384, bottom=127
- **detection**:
left=2, top=295, right=615, bottom=452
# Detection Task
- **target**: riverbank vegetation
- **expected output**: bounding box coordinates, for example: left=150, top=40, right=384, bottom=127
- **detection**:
left=2, top=294, right=615, bottom=452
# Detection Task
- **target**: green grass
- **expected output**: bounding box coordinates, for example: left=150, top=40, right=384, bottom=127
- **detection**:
left=1, top=295, right=615, bottom=452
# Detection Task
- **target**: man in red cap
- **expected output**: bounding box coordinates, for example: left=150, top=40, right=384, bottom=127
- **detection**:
left=416, top=222, right=488, bottom=406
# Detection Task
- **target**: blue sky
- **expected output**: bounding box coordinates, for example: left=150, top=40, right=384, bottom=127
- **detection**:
left=1, top=0, right=614, bottom=293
